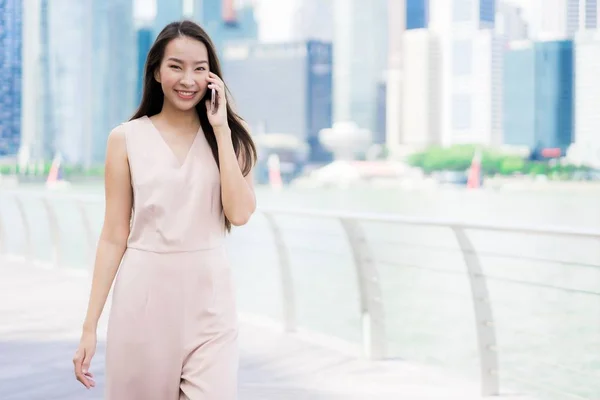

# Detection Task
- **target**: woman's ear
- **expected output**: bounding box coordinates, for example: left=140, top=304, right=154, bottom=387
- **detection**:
left=154, top=68, right=161, bottom=83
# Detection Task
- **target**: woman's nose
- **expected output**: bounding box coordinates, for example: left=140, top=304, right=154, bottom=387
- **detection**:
left=180, top=72, right=194, bottom=86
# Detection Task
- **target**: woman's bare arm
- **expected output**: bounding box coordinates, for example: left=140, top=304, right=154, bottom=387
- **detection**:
left=216, top=122, right=256, bottom=226
left=82, top=127, right=132, bottom=333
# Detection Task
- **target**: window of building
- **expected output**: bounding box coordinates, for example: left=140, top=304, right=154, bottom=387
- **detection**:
left=585, top=0, right=598, bottom=29
left=452, top=40, right=472, bottom=76
left=452, top=94, right=472, bottom=130
left=479, top=0, right=495, bottom=23
left=406, top=0, right=428, bottom=29
left=453, top=0, right=473, bottom=22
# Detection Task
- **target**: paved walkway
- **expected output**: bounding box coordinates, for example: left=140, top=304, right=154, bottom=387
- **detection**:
left=0, top=259, right=519, bottom=399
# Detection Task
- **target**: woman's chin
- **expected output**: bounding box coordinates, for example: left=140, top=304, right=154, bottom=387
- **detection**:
left=166, top=97, right=201, bottom=112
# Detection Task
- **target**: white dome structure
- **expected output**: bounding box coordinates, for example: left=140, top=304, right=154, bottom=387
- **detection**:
left=319, top=121, right=372, bottom=160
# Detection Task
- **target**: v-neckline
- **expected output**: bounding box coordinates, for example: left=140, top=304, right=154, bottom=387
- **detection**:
left=145, top=115, right=201, bottom=168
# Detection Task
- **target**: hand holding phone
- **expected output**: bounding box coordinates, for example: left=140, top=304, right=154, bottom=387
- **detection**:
left=210, top=88, right=218, bottom=115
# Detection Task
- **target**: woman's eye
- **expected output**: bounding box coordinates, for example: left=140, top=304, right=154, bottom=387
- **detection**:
left=169, top=65, right=181, bottom=70
left=196, top=67, right=206, bottom=71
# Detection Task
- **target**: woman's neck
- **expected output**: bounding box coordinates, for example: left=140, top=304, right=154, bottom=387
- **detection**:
left=156, top=102, right=200, bottom=132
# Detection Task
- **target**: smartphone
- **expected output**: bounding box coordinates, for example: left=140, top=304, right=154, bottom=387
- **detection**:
left=210, top=88, right=218, bottom=114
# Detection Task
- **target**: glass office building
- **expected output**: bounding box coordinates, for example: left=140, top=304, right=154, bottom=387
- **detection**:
left=222, top=40, right=333, bottom=162
left=43, top=0, right=136, bottom=166
left=504, top=40, right=574, bottom=152
left=406, top=0, right=429, bottom=29
left=0, top=0, right=23, bottom=157
left=193, top=0, right=258, bottom=57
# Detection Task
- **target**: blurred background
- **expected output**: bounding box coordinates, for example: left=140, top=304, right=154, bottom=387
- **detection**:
left=1, top=1, right=600, bottom=399
left=1, top=0, right=600, bottom=185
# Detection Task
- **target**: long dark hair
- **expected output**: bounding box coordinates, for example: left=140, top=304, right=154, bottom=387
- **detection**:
left=130, top=20, right=257, bottom=232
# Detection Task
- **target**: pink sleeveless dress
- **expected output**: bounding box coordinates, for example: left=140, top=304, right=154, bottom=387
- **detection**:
left=105, top=116, right=238, bottom=400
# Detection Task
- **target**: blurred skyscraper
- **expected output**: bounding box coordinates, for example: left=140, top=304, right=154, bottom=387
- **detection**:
left=38, top=0, right=53, bottom=161
left=504, top=40, right=574, bottom=152
left=401, top=0, right=441, bottom=149
left=95, top=0, right=137, bottom=164
left=136, top=24, right=153, bottom=103
left=430, top=0, right=503, bottom=146
left=406, top=0, right=429, bottom=29
left=503, top=41, right=535, bottom=149
left=20, top=0, right=42, bottom=165
left=0, top=0, right=23, bottom=157
left=333, top=0, right=388, bottom=135
left=496, top=1, right=529, bottom=42
left=222, top=40, right=333, bottom=162
left=43, top=0, right=136, bottom=166
left=385, top=0, right=405, bottom=155
left=401, top=29, right=441, bottom=148
left=193, top=0, right=258, bottom=57
left=579, top=0, right=599, bottom=29
left=387, top=0, right=435, bottom=154
left=154, top=0, right=183, bottom=38
left=291, top=0, right=334, bottom=42
left=375, top=81, right=387, bottom=144
left=572, top=30, right=600, bottom=167
left=529, top=0, right=579, bottom=39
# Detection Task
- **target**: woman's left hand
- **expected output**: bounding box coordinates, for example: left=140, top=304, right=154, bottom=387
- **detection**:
left=205, top=72, right=228, bottom=130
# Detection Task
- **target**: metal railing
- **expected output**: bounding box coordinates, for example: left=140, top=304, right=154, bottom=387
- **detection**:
left=1, top=189, right=599, bottom=400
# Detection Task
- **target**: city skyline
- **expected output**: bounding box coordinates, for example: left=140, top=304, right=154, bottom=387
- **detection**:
left=132, top=0, right=535, bottom=43
left=135, top=0, right=298, bottom=41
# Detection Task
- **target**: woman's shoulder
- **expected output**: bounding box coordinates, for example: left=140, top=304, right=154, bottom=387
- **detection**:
left=112, top=116, right=147, bottom=133
left=108, top=116, right=149, bottom=142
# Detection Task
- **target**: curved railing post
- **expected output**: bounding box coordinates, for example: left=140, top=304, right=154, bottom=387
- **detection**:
left=452, top=226, right=499, bottom=396
left=263, top=212, right=297, bottom=333
left=340, top=218, right=387, bottom=360
left=14, top=196, right=33, bottom=261
left=42, top=198, right=62, bottom=267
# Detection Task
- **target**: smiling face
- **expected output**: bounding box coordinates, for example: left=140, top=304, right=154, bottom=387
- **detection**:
left=154, top=35, right=210, bottom=113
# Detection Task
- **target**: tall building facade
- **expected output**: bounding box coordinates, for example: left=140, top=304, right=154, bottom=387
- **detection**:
left=529, top=0, right=579, bottom=39
left=291, top=0, right=334, bottom=42
left=20, top=0, right=41, bottom=164
left=45, top=0, right=93, bottom=164
left=406, top=0, right=429, bottom=29
left=222, top=40, right=333, bottom=161
left=333, top=0, right=388, bottom=133
left=572, top=31, right=600, bottom=167
left=94, top=0, right=137, bottom=164
left=0, top=0, right=23, bottom=157
left=579, top=0, right=599, bottom=29
left=385, top=0, right=405, bottom=155
left=496, top=1, right=528, bottom=42
left=504, top=40, right=574, bottom=152
left=431, top=0, right=502, bottom=146
left=193, top=0, right=258, bottom=57
left=401, top=0, right=440, bottom=149
left=154, top=0, right=183, bottom=38
left=375, top=80, right=386, bottom=144
left=503, top=41, right=536, bottom=148
left=39, top=0, right=54, bottom=160
left=387, top=0, right=440, bottom=154
left=402, top=29, right=441, bottom=148
left=45, top=0, right=136, bottom=166
left=136, top=25, right=153, bottom=104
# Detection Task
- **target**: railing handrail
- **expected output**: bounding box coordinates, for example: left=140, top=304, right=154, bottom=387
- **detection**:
left=260, top=207, right=600, bottom=239
left=4, top=190, right=600, bottom=239
left=2, top=189, right=599, bottom=399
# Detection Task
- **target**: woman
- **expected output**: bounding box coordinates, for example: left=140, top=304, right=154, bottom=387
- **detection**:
left=72, top=20, right=257, bottom=399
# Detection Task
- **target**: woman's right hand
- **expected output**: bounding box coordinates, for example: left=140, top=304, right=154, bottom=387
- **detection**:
left=73, top=331, right=97, bottom=389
